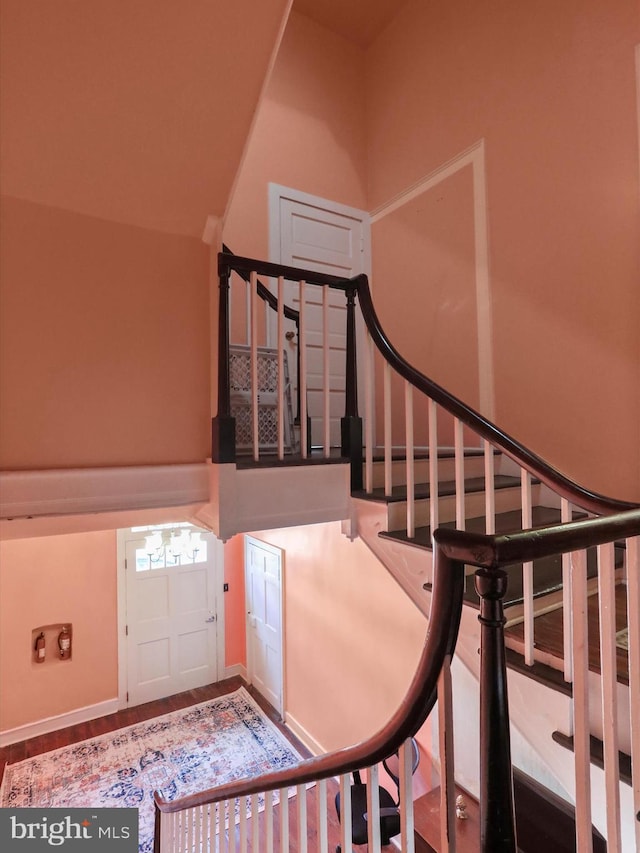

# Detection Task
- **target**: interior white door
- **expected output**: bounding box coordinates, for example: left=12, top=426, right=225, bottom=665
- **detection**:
left=124, top=526, right=220, bottom=706
left=270, top=185, right=371, bottom=448
left=245, top=536, right=283, bottom=715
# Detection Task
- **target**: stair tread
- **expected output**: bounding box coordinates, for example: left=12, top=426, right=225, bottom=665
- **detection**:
left=381, top=507, right=625, bottom=607
left=370, top=447, right=500, bottom=463
left=381, top=506, right=581, bottom=544
left=353, top=474, right=524, bottom=504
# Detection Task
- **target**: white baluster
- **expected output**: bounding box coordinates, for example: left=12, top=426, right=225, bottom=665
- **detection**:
left=483, top=440, right=495, bottom=535
left=323, top=286, right=330, bottom=458
left=405, top=382, right=415, bottom=538
left=221, top=801, right=227, bottom=853
left=384, top=361, right=392, bottom=497
left=279, top=787, right=289, bottom=853
left=239, top=796, right=248, bottom=853
left=568, top=564, right=592, bottom=853
left=160, top=811, right=173, bottom=853
left=598, top=542, right=622, bottom=852
left=399, top=738, right=416, bottom=853
left=208, top=802, right=216, bottom=853
left=299, top=280, right=308, bottom=459
left=626, top=535, right=640, bottom=852
left=561, top=498, right=573, bottom=682
left=297, top=783, right=308, bottom=853
left=245, top=275, right=251, bottom=346
left=428, top=400, right=439, bottom=537
left=366, top=763, right=382, bottom=853
left=438, top=656, right=455, bottom=853
left=265, top=790, right=274, bottom=853
left=521, top=469, right=534, bottom=667
left=339, top=773, right=353, bottom=853
left=194, top=805, right=202, bottom=853
left=454, top=418, right=465, bottom=531
left=277, top=275, right=285, bottom=461
left=317, top=777, right=328, bottom=853
left=249, top=793, right=259, bottom=851
left=250, top=271, right=259, bottom=461
left=186, top=807, right=195, bottom=853
left=365, top=333, right=374, bottom=494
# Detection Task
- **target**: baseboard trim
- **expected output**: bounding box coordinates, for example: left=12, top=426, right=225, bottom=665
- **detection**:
left=0, top=698, right=120, bottom=747
left=223, top=663, right=248, bottom=681
left=283, top=712, right=325, bottom=757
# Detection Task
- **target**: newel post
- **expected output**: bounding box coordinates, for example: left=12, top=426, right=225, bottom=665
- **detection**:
left=211, top=257, right=236, bottom=463
left=475, top=567, right=518, bottom=853
left=152, top=803, right=161, bottom=853
left=341, top=283, right=363, bottom=491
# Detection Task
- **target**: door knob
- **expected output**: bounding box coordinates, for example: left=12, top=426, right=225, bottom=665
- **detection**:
left=285, top=331, right=296, bottom=341
left=205, top=615, right=216, bottom=623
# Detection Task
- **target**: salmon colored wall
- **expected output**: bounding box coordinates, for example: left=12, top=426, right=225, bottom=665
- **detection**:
left=223, top=536, right=247, bottom=668
left=0, top=531, right=118, bottom=732
left=245, top=522, right=427, bottom=751
left=0, top=197, right=211, bottom=470
left=224, top=11, right=368, bottom=259
left=366, top=0, right=640, bottom=499
left=372, top=166, right=478, bottom=445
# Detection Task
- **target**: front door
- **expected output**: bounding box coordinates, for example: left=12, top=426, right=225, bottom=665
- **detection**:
left=269, top=185, right=371, bottom=448
left=123, top=524, right=222, bottom=706
left=245, top=536, right=283, bottom=715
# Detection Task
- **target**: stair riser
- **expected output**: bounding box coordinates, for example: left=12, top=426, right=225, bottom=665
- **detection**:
left=386, top=484, right=541, bottom=532
left=369, top=454, right=491, bottom=489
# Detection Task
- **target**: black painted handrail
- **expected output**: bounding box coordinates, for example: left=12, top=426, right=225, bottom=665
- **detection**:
left=221, top=245, right=300, bottom=324
left=353, top=271, right=637, bottom=516
left=433, top=507, right=640, bottom=852
left=217, top=251, right=637, bottom=514
left=153, top=545, right=466, bottom=814
left=219, top=251, right=351, bottom=290
left=434, top=507, right=640, bottom=568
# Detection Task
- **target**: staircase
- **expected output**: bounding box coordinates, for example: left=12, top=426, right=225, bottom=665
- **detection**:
left=153, top=251, right=640, bottom=852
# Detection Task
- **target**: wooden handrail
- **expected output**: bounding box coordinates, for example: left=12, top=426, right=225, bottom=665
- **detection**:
left=217, top=251, right=637, bottom=516
left=220, top=251, right=352, bottom=290
left=354, top=272, right=637, bottom=516
left=434, top=507, right=640, bottom=568
left=154, top=545, right=466, bottom=814
left=221, top=245, right=300, bottom=324
left=435, top=506, right=640, bottom=852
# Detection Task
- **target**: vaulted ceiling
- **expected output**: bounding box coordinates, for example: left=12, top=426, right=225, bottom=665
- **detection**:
left=292, top=0, right=403, bottom=47
left=0, top=0, right=292, bottom=237
left=1, top=1, right=406, bottom=239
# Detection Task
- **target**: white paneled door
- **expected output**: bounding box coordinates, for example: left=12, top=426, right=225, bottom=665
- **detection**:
left=123, top=525, right=222, bottom=706
left=245, top=536, right=284, bottom=716
left=269, top=185, right=371, bottom=448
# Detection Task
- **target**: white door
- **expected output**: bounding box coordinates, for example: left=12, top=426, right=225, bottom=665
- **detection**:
left=245, top=536, right=283, bottom=715
left=269, top=185, right=371, bottom=448
left=123, top=525, right=222, bottom=706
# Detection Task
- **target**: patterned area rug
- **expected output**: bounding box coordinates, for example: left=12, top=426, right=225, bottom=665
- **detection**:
left=0, top=687, right=302, bottom=852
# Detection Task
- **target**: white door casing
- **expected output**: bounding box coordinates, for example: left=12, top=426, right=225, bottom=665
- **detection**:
left=269, top=185, right=371, bottom=448
left=117, top=525, right=224, bottom=707
left=245, top=536, right=284, bottom=716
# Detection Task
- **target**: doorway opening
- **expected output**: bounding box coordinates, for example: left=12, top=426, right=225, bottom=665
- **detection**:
left=117, top=523, right=224, bottom=708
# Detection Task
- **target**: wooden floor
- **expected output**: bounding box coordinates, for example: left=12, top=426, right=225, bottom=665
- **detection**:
left=0, top=676, right=310, bottom=783
left=0, top=677, right=348, bottom=851
left=505, top=582, right=629, bottom=685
